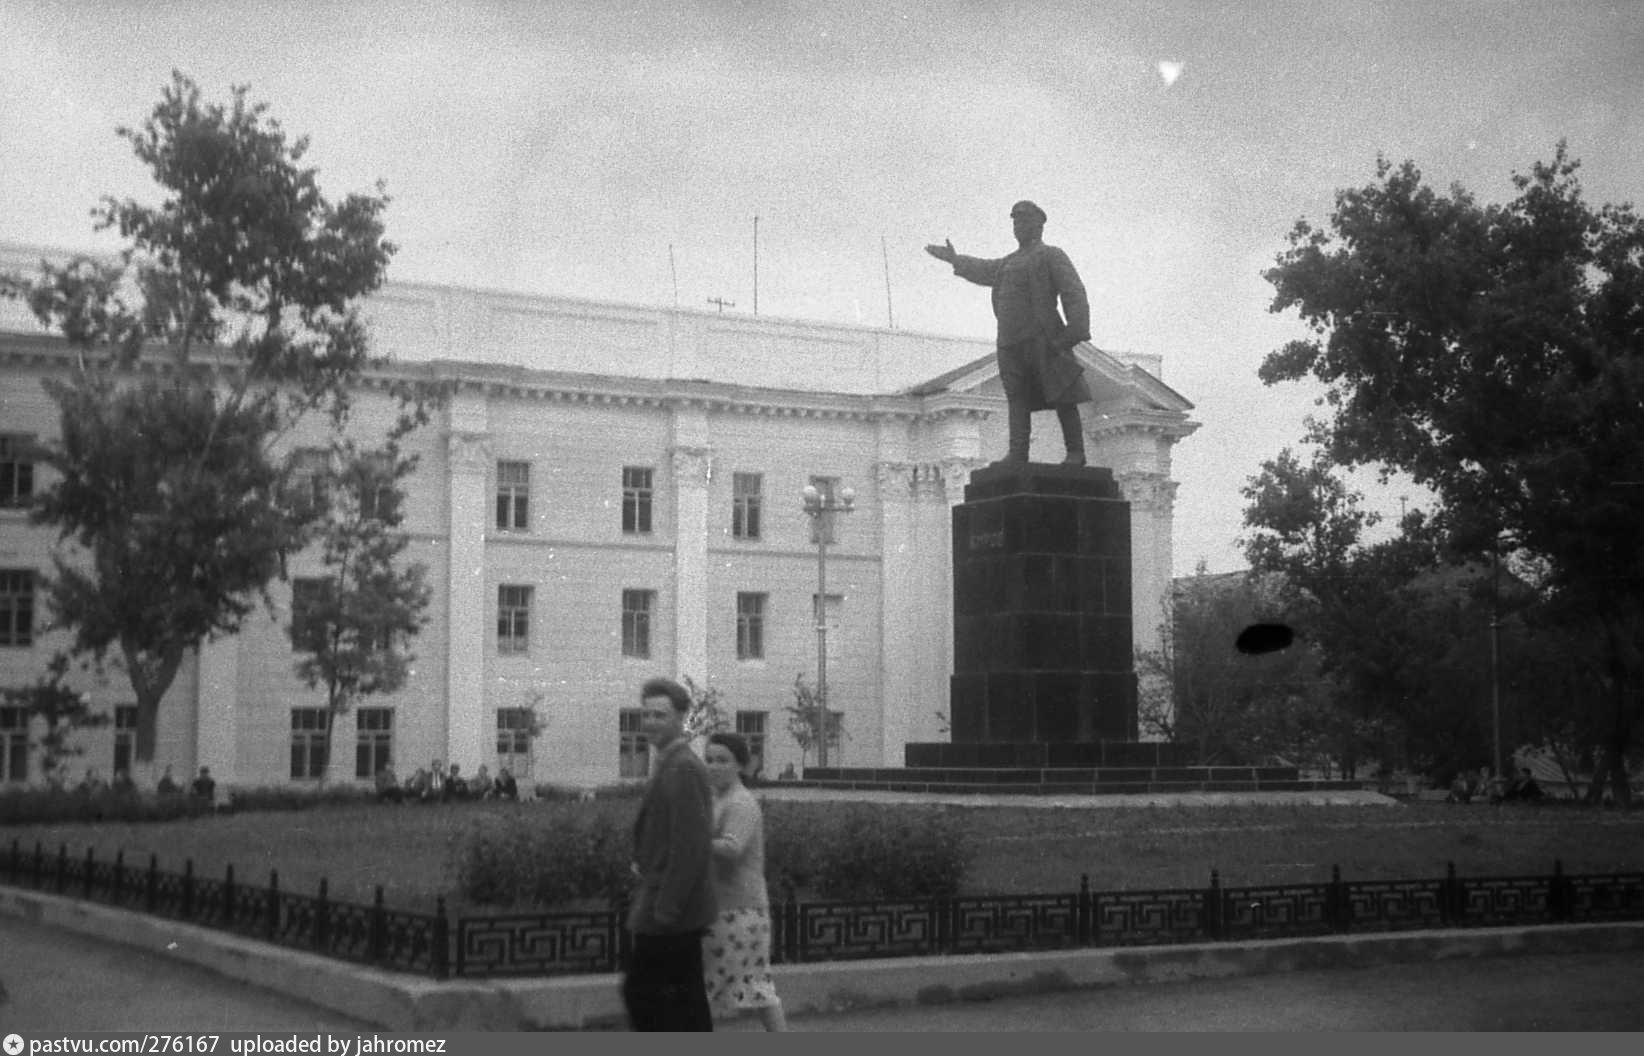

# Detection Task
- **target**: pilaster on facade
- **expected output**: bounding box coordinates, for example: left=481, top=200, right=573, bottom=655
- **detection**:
left=444, top=426, right=492, bottom=773
left=195, top=635, right=240, bottom=794
left=669, top=443, right=713, bottom=682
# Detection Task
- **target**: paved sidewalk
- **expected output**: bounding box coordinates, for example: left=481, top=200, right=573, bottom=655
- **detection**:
left=754, top=787, right=1397, bottom=809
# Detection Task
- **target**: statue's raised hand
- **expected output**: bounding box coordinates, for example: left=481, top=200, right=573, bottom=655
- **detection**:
left=924, top=239, right=957, bottom=264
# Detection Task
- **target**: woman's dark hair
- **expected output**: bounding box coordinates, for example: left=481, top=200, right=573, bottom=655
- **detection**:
left=707, top=731, right=752, bottom=780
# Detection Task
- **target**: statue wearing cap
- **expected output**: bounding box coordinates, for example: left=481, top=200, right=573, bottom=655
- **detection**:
left=926, top=200, right=1093, bottom=465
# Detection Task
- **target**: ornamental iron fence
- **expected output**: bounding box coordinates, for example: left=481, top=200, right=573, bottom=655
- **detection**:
left=3, top=839, right=1642, bottom=980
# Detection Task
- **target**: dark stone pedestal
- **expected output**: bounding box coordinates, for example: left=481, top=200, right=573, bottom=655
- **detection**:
left=944, top=462, right=1138, bottom=744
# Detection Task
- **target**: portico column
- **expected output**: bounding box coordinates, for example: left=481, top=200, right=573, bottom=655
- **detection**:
left=1114, top=469, right=1179, bottom=738
left=445, top=428, right=491, bottom=771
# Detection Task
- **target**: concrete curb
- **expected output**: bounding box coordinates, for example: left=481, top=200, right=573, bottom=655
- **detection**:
left=5, top=885, right=1643, bottom=1030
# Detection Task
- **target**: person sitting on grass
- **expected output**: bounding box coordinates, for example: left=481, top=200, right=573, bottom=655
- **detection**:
left=445, top=763, right=469, bottom=801
left=1446, top=770, right=1474, bottom=804
left=404, top=767, right=429, bottom=800
left=1506, top=767, right=1544, bottom=801
left=493, top=766, right=519, bottom=801
left=375, top=764, right=403, bottom=804
left=111, top=769, right=137, bottom=797
left=156, top=765, right=180, bottom=796
left=191, top=767, right=215, bottom=801
left=425, top=759, right=446, bottom=803
left=470, top=764, right=494, bottom=800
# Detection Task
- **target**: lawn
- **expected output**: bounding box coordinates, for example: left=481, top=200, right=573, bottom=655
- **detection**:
left=7, top=796, right=1643, bottom=914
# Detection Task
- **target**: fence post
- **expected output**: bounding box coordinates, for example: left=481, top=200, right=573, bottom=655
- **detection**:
left=1203, top=869, right=1224, bottom=941
left=224, top=864, right=236, bottom=926
left=431, top=896, right=450, bottom=980
left=1550, top=859, right=1571, bottom=923
left=56, top=844, right=68, bottom=894
left=266, top=871, right=280, bottom=942
left=314, top=878, right=329, bottom=954
left=145, top=853, right=158, bottom=913
left=779, top=894, right=799, bottom=964
left=1077, top=874, right=1092, bottom=946
left=934, top=895, right=951, bottom=955
left=82, top=847, right=95, bottom=899
left=1328, top=864, right=1351, bottom=932
left=182, top=859, right=194, bottom=920
left=1441, top=861, right=1463, bottom=925
left=113, top=850, right=124, bottom=904
left=370, top=886, right=386, bottom=966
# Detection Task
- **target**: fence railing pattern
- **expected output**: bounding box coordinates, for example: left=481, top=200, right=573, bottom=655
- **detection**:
left=4, top=840, right=1643, bottom=980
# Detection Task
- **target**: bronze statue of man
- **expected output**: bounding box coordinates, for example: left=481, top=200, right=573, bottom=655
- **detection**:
left=926, top=200, right=1092, bottom=465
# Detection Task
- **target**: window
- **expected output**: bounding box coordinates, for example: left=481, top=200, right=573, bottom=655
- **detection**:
left=290, top=578, right=330, bottom=653
left=355, top=707, right=393, bottom=779
left=0, top=707, right=26, bottom=783
left=355, top=451, right=396, bottom=522
left=496, top=707, right=535, bottom=781
left=622, top=589, right=654, bottom=659
left=824, top=710, right=844, bottom=764
left=812, top=592, right=843, bottom=664
left=496, top=460, right=530, bottom=531
left=0, top=434, right=34, bottom=508
left=619, top=708, right=649, bottom=779
left=287, top=447, right=331, bottom=512
left=736, top=592, right=766, bottom=660
left=0, top=569, right=35, bottom=647
left=497, top=584, right=532, bottom=654
left=622, top=466, right=653, bottom=534
left=735, top=711, right=768, bottom=778
left=113, top=705, right=137, bottom=777
left=290, top=708, right=329, bottom=781
left=732, top=472, right=762, bottom=540
left=808, top=475, right=840, bottom=543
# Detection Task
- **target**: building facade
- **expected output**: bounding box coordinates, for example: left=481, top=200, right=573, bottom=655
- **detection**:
left=0, top=245, right=1198, bottom=790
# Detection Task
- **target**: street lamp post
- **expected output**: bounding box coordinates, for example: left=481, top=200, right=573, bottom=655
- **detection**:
left=802, top=482, right=855, bottom=769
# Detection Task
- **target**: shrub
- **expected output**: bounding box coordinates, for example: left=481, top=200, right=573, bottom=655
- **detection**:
left=0, top=787, right=213, bottom=826
left=452, top=801, right=634, bottom=909
left=228, top=783, right=376, bottom=813
left=763, top=801, right=970, bottom=901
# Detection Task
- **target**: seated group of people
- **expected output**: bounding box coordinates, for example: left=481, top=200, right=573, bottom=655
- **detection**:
left=373, top=759, right=520, bottom=803
left=1447, top=766, right=1543, bottom=804
left=70, top=765, right=214, bottom=800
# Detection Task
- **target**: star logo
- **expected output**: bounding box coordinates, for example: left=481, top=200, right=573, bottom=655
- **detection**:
left=4, top=1033, right=25, bottom=1055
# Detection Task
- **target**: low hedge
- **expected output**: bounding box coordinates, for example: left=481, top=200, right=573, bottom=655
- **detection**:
left=451, top=797, right=972, bottom=909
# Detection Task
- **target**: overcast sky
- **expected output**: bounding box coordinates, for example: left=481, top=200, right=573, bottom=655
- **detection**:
left=5, top=0, right=1642, bottom=575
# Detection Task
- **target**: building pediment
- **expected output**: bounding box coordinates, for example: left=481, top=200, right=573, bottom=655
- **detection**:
left=902, top=342, right=1194, bottom=416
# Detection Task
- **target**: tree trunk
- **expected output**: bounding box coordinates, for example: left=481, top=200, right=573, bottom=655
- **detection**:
left=124, top=639, right=187, bottom=764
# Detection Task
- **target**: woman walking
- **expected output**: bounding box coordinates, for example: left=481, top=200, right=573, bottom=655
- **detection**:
left=701, top=732, right=787, bottom=1031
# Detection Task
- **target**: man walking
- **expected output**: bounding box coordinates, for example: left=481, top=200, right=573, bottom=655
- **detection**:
left=622, top=676, right=716, bottom=1030
left=926, top=200, right=1094, bottom=465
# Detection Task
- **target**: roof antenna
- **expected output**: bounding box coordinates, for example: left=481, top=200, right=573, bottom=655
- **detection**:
left=882, top=234, right=896, bottom=329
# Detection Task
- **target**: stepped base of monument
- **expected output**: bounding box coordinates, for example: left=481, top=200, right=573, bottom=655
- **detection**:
left=797, top=764, right=1363, bottom=796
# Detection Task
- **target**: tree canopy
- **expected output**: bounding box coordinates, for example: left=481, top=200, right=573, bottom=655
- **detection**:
left=3, top=71, right=427, bottom=762
left=1261, top=145, right=1644, bottom=798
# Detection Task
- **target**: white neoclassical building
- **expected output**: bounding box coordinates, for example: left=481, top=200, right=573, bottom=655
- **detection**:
left=0, top=243, right=1198, bottom=789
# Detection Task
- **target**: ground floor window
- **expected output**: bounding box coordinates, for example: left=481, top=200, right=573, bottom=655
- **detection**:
left=619, top=708, right=648, bottom=779
left=0, top=706, right=26, bottom=783
left=355, top=707, right=393, bottom=779
left=290, top=708, right=329, bottom=780
left=735, top=710, right=768, bottom=778
left=496, top=707, right=535, bottom=782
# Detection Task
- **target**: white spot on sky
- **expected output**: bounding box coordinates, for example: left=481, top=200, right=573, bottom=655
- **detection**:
left=1157, top=61, right=1184, bottom=87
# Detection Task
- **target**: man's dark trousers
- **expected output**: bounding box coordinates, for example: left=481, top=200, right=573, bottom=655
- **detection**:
left=622, top=930, right=714, bottom=1031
